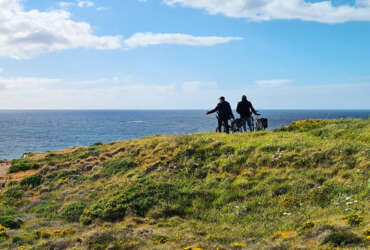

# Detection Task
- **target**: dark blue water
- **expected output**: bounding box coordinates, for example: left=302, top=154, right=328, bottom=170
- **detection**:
left=0, top=110, right=368, bottom=159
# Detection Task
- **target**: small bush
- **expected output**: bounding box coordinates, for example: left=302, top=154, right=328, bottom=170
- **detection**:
left=87, top=232, right=115, bottom=250
left=301, top=221, right=315, bottom=231
left=101, top=158, right=136, bottom=175
left=20, top=175, right=42, bottom=188
left=61, top=202, right=85, bottom=222
left=309, top=185, right=335, bottom=208
left=0, top=216, right=22, bottom=229
left=81, top=180, right=186, bottom=224
left=343, top=214, right=363, bottom=226
left=3, top=186, right=25, bottom=200
left=11, top=236, right=23, bottom=245
left=322, top=231, right=362, bottom=246
left=30, top=200, right=59, bottom=219
left=8, top=159, right=39, bottom=173
left=57, top=170, right=79, bottom=179
left=272, top=183, right=291, bottom=197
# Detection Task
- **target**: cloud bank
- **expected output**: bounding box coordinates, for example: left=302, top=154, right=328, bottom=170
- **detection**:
left=0, top=75, right=368, bottom=109
left=164, top=0, right=370, bottom=23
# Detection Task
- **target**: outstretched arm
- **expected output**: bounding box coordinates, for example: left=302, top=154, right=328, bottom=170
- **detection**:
left=206, top=105, right=218, bottom=115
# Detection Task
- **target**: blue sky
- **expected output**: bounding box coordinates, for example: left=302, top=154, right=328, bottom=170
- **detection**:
left=0, top=0, right=369, bottom=109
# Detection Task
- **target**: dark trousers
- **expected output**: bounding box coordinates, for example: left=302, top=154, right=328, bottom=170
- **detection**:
left=241, top=116, right=254, bottom=132
left=218, top=118, right=229, bottom=134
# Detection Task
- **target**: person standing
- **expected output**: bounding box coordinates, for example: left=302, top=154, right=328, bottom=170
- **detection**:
left=236, top=95, right=260, bottom=132
left=206, top=96, right=234, bottom=134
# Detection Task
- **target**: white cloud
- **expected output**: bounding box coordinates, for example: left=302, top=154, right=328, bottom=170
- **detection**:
left=96, top=7, right=108, bottom=11
left=123, top=32, right=243, bottom=48
left=59, top=1, right=74, bottom=8
left=77, top=1, right=94, bottom=8
left=256, top=79, right=292, bottom=88
left=182, top=81, right=217, bottom=92
left=0, top=0, right=121, bottom=59
left=0, top=77, right=61, bottom=90
left=164, top=0, right=370, bottom=23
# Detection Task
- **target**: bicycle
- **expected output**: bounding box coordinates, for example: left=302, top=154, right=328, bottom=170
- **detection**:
left=215, top=118, right=243, bottom=133
left=252, top=114, right=268, bottom=131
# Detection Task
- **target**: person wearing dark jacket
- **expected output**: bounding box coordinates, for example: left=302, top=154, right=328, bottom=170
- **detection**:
left=236, top=95, right=260, bottom=132
left=206, top=96, right=234, bottom=134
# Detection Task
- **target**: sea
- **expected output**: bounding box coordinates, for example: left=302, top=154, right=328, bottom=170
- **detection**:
left=0, top=110, right=369, bottom=160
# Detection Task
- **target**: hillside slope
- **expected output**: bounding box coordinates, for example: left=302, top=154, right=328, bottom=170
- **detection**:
left=0, top=119, right=369, bottom=250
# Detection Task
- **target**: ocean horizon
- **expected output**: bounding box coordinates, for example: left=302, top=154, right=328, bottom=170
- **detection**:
left=1, top=109, right=369, bottom=160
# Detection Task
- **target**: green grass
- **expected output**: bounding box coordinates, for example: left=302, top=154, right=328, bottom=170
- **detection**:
left=0, top=119, right=369, bottom=249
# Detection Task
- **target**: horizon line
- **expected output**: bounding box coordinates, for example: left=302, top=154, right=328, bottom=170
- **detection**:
left=0, top=109, right=369, bottom=111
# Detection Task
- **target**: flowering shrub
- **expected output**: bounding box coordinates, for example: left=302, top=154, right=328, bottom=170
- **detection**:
left=0, top=215, right=22, bottom=229
left=292, top=119, right=323, bottom=129
left=0, top=224, right=9, bottom=238
left=301, top=221, right=315, bottom=230
left=122, top=241, right=139, bottom=249
left=364, top=230, right=370, bottom=243
left=343, top=214, right=363, bottom=226
left=57, top=177, right=70, bottom=184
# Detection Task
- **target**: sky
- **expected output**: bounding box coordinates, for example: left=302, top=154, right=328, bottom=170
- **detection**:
left=0, top=0, right=369, bottom=109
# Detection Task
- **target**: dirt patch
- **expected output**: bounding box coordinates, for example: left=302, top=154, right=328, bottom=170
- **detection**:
left=8, top=169, right=38, bottom=181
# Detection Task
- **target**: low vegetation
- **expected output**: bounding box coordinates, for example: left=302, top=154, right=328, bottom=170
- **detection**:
left=0, top=119, right=369, bottom=249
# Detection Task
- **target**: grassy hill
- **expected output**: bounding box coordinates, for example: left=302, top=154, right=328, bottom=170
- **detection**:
left=0, top=119, right=369, bottom=250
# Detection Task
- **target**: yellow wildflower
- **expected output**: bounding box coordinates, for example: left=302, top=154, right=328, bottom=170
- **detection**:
left=271, top=231, right=296, bottom=240
left=184, top=247, right=203, bottom=250
left=126, top=241, right=139, bottom=247
left=216, top=246, right=227, bottom=250
left=229, top=242, right=247, bottom=248
left=0, top=224, right=9, bottom=237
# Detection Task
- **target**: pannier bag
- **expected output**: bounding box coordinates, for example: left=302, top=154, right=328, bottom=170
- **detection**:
left=259, top=118, right=268, bottom=129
